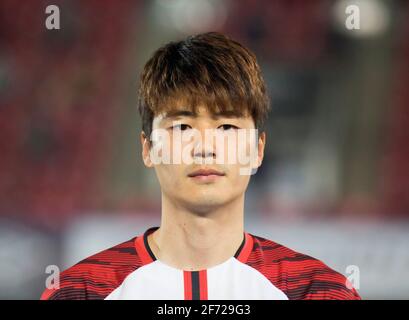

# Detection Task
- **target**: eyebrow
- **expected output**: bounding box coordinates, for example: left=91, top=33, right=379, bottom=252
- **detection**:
left=163, top=109, right=244, bottom=120
left=163, top=110, right=197, bottom=119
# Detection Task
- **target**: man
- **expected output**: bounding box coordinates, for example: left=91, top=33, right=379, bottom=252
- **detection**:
left=41, top=32, right=360, bottom=300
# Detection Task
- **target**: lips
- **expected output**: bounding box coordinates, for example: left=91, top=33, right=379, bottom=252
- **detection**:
left=188, top=168, right=225, bottom=178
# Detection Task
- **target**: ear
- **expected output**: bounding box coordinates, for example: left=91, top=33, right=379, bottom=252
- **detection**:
left=257, top=131, right=266, bottom=168
left=140, top=131, right=154, bottom=168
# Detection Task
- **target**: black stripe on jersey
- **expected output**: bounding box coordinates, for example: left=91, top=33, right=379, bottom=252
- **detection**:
left=234, top=232, right=246, bottom=258
left=191, top=271, right=200, bottom=300
left=143, top=229, right=157, bottom=261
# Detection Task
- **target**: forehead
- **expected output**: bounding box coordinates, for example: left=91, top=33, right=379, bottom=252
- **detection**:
left=151, top=94, right=255, bottom=129
left=160, top=107, right=245, bottom=119
left=154, top=99, right=250, bottom=120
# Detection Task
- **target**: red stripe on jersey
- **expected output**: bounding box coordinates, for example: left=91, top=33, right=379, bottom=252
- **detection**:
left=183, top=271, right=192, bottom=300
left=199, top=270, right=208, bottom=300
left=40, top=288, right=57, bottom=300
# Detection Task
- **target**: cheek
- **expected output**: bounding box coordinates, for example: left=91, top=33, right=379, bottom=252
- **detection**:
left=152, top=131, right=196, bottom=165
left=155, top=164, right=183, bottom=189
left=216, top=131, right=257, bottom=172
left=228, top=167, right=251, bottom=188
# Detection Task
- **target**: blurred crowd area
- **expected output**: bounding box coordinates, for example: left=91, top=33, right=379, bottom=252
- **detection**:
left=0, top=0, right=409, bottom=298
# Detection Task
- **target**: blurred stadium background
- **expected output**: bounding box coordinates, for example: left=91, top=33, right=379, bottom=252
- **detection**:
left=0, top=0, right=409, bottom=299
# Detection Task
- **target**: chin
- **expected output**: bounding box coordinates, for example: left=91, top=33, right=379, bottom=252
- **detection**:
left=182, top=196, right=228, bottom=212
left=190, top=189, right=226, bottom=201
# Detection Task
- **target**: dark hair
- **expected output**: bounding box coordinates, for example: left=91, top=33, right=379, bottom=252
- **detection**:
left=137, top=32, right=270, bottom=139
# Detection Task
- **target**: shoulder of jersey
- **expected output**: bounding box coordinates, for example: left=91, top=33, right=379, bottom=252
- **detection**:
left=40, top=236, right=142, bottom=300
left=246, top=234, right=361, bottom=300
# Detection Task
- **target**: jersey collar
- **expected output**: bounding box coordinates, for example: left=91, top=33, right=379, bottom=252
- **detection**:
left=135, top=226, right=253, bottom=266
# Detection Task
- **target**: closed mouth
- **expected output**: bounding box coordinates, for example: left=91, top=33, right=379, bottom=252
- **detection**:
left=188, top=168, right=225, bottom=178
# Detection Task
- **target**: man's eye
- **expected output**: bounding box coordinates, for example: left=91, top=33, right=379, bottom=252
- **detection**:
left=218, top=124, right=239, bottom=131
left=171, top=124, right=191, bottom=131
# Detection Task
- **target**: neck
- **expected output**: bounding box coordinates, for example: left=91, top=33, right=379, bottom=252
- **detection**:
left=148, top=193, right=245, bottom=271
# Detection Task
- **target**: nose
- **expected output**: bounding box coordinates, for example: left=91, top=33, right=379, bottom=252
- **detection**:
left=193, top=148, right=216, bottom=159
left=191, top=128, right=216, bottom=161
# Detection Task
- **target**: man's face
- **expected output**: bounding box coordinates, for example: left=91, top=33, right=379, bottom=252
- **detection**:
left=141, top=103, right=266, bottom=214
